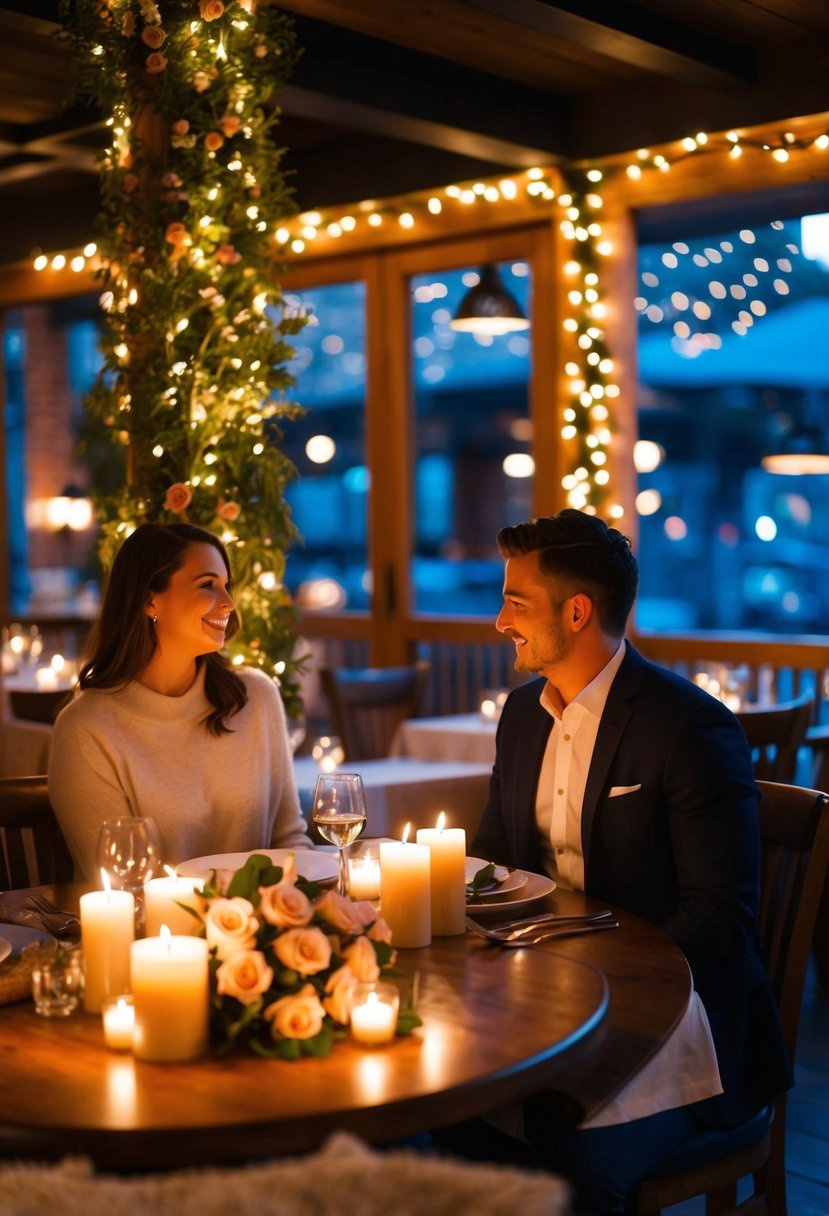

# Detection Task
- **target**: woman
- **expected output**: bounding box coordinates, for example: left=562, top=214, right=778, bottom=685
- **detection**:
left=49, top=522, right=310, bottom=880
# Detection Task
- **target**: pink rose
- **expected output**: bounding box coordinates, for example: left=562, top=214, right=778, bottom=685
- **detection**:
left=343, top=934, right=380, bottom=983
left=193, top=71, right=213, bottom=93
left=123, top=174, right=138, bottom=195
left=204, top=896, right=258, bottom=960
left=219, top=115, right=242, bottom=138
left=323, top=964, right=358, bottom=1024
left=161, top=172, right=182, bottom=188
left=141, top=25, right=165, bottom=47
left=145, top=51, right=167, bottom=74
left=171, top=119, right=190, bottom=136
left=366, top=916, right=394, bottom=947
left=216, top=499, right=241, bottom=521
left=215, top=244, right=241, bottom=266
left=258, top=880, right=313, bottom=929
left=273, top=926, right=332, bottom=976
left=121, top=11, right=135, bottom=35
left=199, top=0, right=224, bottom=19
left=314, top=890, right=364, bottom=936
left=264, top=984, right=324, bottom=1040
left=204, top=131, right=225, bottom=152
left=164, top=482, right=192, bottom=514
left=216, top=949, right=273, bottom=1005
left=165, top=222, right=188, bottom=247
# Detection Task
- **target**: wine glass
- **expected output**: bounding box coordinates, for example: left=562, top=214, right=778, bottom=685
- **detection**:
left=311, top=773, right=368, bottom=898
left=96, top=817, right=163, bottom=929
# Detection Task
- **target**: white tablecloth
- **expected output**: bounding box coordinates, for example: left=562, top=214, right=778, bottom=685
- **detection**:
left=294, top=756, right=492, bottom=838
left=391, top=713, right=498, bottom=764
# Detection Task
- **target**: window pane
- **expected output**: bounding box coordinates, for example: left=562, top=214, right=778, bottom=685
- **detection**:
left=636, top=211, right=829, bottom=633
left=280, top=281, right=369, bottom=612
left=409, top=260, right=533, bottom=615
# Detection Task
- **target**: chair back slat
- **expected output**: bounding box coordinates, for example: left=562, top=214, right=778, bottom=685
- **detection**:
left=756, top=780, right=829, bottom=1061
left=319, top=662, right=431, bottom=761
left=8, top=689, right=72, bottom=725
left=0, top=776, right=74, bottom=889
left=736, top=692, right=814, bottom=782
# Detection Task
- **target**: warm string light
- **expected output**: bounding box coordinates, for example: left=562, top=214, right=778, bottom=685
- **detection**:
left=29, top=121, right=829, bottom=524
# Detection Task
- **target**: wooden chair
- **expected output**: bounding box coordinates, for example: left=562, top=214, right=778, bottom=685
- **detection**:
left=0, top=775, right=74, bottom=889
left=319, top=661, right=431, bottom=761
left=7, top=688, right=72, bottom=725
left=635, top=780, right=829, bottom=1216
left=735, top=692, right=814, bottom=782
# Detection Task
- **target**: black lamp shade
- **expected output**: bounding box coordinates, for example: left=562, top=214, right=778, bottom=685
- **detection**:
left=449, top=264, right=530, bottom=335
left=761, top=417, right=829, bottom=475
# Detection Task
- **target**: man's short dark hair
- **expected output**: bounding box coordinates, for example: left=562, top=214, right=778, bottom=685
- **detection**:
left=497, top=509, right=638, bottom=637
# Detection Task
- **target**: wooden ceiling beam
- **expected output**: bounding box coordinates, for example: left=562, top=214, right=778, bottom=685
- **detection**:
left=462, top=0, right=756, bottom=86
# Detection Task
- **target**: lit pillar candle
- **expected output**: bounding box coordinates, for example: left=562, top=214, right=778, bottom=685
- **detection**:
left=143, top=868, right=205, bottom=936
left=131, top=928, right=209, bottom=1062
left=80, top=872, right=135, bottom=1014
left=417, top=813, right=467, bottom=936
left=379, top=824, right=431, bottom=948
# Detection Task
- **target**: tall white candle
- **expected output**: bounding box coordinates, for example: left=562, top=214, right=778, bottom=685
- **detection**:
left=131, top=929, right=209, bottom=1062
left=379, top=824, right=431, bottom=948
left=143, top=870, right=204, bottom=937
left=80, top=875, right=135, bottom=1014
left=417, top=813, right=467, bottom=936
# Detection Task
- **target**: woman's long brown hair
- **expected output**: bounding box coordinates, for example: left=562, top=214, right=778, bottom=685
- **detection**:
left=78, top=523, right=247, bottom=734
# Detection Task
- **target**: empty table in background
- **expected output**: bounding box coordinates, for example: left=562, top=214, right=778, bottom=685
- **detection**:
left=293, top=756, right=491, bottom=838
left=391, top=713, right=498, bottom=765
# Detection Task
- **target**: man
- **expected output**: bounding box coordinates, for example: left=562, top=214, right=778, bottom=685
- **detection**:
left=468, top=509, right=790, bottom=1213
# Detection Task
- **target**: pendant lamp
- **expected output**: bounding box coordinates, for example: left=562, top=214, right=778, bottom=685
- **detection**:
left=761, top=411, right=829, bottom=474
left=449, top=264, right=530, bottom=336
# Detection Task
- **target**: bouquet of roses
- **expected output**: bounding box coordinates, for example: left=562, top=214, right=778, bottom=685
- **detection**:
left=196, top=852, right=420, bottom=1059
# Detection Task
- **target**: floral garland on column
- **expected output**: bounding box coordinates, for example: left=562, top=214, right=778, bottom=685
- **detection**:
left=60, top=0, right=307, bottom=711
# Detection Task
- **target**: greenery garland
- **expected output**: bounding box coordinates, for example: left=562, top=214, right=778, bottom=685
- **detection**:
left=60, top=0, right=307, bottom=712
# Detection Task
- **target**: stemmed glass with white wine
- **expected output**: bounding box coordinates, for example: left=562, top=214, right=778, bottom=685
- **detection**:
left=311, top=773, right=368, bottom=898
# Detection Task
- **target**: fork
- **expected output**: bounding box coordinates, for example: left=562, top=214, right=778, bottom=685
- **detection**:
left=25, top=894, right=80, bottom=933
left=465, top=915, right=619, bottom=946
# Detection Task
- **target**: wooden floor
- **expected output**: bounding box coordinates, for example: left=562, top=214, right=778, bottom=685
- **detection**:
left=666, top=960, right=829, bottom=1216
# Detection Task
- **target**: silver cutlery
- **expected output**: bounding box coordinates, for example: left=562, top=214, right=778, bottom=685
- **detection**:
left=24, top=894, right=80, bottom=935
left=465, top=915, right=619, bottom=946
left=488, top=909, right=615, bottom=937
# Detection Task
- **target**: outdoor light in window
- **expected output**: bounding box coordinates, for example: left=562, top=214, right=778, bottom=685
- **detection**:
left=449, top=264, right=530, bottom=335
left=27, top=484, right=94, bottom=532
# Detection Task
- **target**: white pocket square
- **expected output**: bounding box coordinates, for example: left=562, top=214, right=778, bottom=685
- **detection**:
left=608, top=784, right=642, bottom=797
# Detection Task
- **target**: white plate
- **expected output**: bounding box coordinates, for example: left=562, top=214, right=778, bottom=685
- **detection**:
left=176, top=849, right=338, bottom=886
left=0, top=938, right=10, bottom=966
left=466, top=869, right=557, bottom=916
left=0, top=924, right=53, bottom=958
left=465, top=856, right=528, bottom=899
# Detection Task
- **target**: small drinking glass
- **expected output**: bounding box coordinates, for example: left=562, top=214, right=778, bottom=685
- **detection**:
left=312, top=772, right=368, bottom=897
left=349, top=981, right=400, bottom=1046
left=31, top=948, right=84, bottom=1017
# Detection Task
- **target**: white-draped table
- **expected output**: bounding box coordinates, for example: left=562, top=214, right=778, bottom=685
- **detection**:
left=391, top=713, right=498, bottom=765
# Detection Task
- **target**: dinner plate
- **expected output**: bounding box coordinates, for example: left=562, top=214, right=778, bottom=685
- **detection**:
left=466, top=869, right=557, bottom=916
left=0, top=924, right=53, bottom=959
left=465, top=856, right=528, bottom=899
left=176, top=849, right=338, bottom=886
left=0, top=938, right=10, bottom=966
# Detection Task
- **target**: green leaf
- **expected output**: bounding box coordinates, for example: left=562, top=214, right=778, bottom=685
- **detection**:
left=276, top=1037, right=301, bottom=1061
left=300, top=1024, right=335, bottom=1057
left=227, top=854, right=283, bottom=900
left=396, top=1010, right=423, bottom=1036
left=466, top=862, right=496, bottom=896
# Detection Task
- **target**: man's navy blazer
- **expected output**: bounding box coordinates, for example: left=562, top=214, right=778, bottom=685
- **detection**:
left=472, top=642, right=790, bottom=1126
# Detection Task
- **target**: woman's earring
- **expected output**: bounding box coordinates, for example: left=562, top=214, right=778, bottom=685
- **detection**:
left=150, top=615, right=158, bottom=624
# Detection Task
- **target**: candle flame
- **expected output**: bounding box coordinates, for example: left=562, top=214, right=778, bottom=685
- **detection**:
left=163, top=864, right=178, bottom=880
left=160, top=924, right=172, bottom=940
left=401, top=822, right=411, bottom=844
left=100, top=868, right=112, bottom=895
left=436, top=811, right=446, bottom=833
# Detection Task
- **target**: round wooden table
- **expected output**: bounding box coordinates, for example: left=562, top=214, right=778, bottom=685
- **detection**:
left=0, top=883, right=691, bottom=1170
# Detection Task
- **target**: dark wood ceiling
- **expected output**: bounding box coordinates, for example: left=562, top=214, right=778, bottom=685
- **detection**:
left=2, top=0, right=829, bottom=266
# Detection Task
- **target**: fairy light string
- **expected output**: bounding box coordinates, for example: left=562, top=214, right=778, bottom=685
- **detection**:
left=30, top=99, right=829, bottom=523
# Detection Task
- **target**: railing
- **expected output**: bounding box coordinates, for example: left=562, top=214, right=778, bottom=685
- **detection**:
left=299, top=615, right=829, bottom=724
